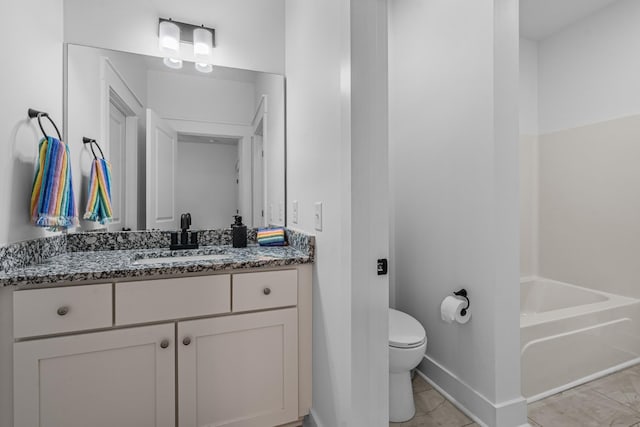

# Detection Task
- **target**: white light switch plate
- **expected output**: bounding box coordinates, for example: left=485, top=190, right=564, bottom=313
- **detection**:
left=314, top=202, right=323, bottom=231
left=292, top=200, right=299, bottom=224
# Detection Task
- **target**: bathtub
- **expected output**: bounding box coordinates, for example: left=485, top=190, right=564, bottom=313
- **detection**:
left=520, top=277, right=640, bottom=402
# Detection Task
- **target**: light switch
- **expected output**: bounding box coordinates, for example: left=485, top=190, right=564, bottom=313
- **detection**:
left=292, top=200, right=299, bottom=224
left=314, top=202, right=323, bottom=231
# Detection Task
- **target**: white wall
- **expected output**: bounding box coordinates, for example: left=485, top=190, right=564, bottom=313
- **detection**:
left=286, top=0, right=351, bottom=423
left=63, top=0, right=285, bottom=74
left=254, top=73, right=286, bottom=226
left=0, top=0, right=64, bottom=246
left=537, top=0, right=640, bottom=134
left=519, top=38, right=538, bottom=278
left=286, top=0, right=390, bottom=425
left=0, top=2, right=63, bottom=425
left=519, top=38, right=538, bottom=136
left=389, top=1, right=525, bottom=426
left=147, top=70, right=255, bottom=124
left=176, top=141, right=238, bottom=229
left=532, top=0, right=640, bottom=298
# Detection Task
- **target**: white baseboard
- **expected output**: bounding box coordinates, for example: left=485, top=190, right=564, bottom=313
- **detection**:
left=418, top=356, right=528, bottom=427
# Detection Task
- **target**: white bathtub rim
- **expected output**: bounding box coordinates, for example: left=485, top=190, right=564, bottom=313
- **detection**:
left=521, top=276, right=631, bottom=301
left=525, top=357, right=640, bottom=403
left=520, top=276, right=639, bottom=328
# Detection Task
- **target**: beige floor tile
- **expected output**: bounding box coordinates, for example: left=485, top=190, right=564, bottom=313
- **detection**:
left=527, top=417, right=542, bottom=426
left=528, top=388, right=640, bottom=427
left=390, top=388, right=471, bottom=427
left=412, top=374, right=433, bottom=394
left=583, top=369, right=640, bottom=412
left=414, top=389, right=472, bottom=426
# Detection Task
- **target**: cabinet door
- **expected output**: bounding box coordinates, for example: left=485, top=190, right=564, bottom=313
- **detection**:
left=178, top=308, right=298, bottom=427
left=14, top=324, right=175, bottom=427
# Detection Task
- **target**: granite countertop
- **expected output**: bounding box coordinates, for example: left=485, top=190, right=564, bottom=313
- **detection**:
left=0, top=244, right=312, bottom=287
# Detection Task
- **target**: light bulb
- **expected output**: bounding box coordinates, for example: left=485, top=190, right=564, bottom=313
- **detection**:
left=195, top=62, right=213, bottom=73
left=163, top=57, right=183, bottom=69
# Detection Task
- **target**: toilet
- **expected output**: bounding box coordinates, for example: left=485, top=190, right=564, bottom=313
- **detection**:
left=389, top=308, right=427, bottom=423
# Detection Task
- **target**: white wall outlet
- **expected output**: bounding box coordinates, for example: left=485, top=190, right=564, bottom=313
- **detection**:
left=314, top=202, right=323, bottom=231
left=292, top=200, right=299, bottom=224
left=278, top=202, right=284, bottom=223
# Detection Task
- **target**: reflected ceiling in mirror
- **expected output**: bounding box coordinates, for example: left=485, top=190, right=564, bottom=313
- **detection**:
left=65, top=43, right=285, bottom=232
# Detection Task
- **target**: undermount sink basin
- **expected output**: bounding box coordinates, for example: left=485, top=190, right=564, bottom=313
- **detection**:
left=133, top=254, right=231, bottom=265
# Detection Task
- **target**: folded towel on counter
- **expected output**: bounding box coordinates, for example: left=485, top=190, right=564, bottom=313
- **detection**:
left=84, top=157, right=113, bottom=224
left=257, top=227, right=286, bottom=246
left=30, top=136, right=78, bottom=230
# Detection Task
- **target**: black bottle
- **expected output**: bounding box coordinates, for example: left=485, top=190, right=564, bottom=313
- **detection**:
left=231, top=215, right=247, bottom=248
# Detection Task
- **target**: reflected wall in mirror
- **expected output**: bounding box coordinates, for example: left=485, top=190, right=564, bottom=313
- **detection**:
left=66, top=44, right=285, bottom=231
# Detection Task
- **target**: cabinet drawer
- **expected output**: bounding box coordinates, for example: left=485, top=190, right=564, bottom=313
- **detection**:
left=13, top=284, right=112, bottom=338
left=233, top=270, right=297, bottom=312
left=115, top=275, right=230, bottom=325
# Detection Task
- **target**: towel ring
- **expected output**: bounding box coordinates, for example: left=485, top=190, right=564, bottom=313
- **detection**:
left=82, top=137, right=105, bottom=160
left=28, top=108, right=62, bottom=141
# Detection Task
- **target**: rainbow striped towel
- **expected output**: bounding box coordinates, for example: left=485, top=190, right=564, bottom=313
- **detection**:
left=257, top=227, right=286, bottom=246
left=84, top=158, right=113, bottom=224
left=30, top=137, right=78, bottom=230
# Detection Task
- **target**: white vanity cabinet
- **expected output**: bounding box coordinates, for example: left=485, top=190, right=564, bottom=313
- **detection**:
left=14, top=323, right=176, bottom=427
left=12, top=265, right=312, bottom=427
left=178, top=308, right=298, bottom=427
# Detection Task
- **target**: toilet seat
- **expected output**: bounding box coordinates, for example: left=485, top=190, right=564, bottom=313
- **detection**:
left=389, top=308, right=426, bottom=349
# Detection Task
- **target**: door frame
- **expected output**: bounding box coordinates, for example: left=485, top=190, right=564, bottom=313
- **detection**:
left=167, top=120, right=255, bottom=226
left=100, top=57, right=143, bottom=230
left=252, top=95, right=270, bottom=227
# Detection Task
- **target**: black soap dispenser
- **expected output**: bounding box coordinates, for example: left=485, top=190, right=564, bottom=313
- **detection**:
left=232, top=215, right=247, bottom=248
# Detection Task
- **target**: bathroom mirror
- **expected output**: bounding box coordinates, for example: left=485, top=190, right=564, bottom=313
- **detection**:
left=65, top=43, right=285, bottom=231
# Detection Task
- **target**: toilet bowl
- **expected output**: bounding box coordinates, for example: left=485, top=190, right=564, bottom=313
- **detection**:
left=389, top=308, right=427, bottom=423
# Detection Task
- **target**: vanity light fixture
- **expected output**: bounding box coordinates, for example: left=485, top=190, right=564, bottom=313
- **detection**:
left=158, top=18, right=216, bottom=72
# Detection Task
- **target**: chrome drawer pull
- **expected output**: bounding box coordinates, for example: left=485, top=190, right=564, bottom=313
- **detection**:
left=57, top=306, right=69, bottom=316
left=160, top=339, right=170, bottom=349
left=263, top=287, right=271, bottom=295
left=183, top=336, right=192, bottom=346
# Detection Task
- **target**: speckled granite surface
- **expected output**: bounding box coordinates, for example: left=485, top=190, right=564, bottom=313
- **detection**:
left=0, top=245, right=312, bottom=287
left=0, top=235, right=67, bottom=272
left=0, top=228, right=314, bottom=287
left=65, top=229, right=260, bottom=252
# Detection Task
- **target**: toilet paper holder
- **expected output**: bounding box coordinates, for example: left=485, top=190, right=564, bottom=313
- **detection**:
left=453, top=289, right=470, bottom=317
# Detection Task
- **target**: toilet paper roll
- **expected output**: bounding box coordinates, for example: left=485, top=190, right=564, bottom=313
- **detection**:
left=440, top=296, right=471, bottom=324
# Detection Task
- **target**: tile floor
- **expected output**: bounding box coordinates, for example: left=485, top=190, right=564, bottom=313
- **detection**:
left=391, top=364, right=640, bottom=427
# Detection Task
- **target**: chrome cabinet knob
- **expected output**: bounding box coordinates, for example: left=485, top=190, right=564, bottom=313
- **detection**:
left=183, top=336, right=192, bottom=346
left=57, top=306, right=69, bottom=316
left=160, top=339, right=170, bottom=349
left=263, top=287, right=271, bottom=295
